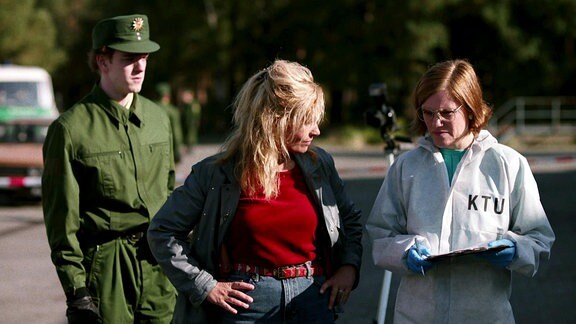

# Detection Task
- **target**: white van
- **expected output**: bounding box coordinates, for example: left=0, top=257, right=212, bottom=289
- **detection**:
left=0, top=65, right=59, bottom=201
left=0, top=65, right=59, bottom=120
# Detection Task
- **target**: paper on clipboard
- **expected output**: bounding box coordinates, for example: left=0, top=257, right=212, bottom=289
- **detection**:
left=424, top=243, right=509, bottom=261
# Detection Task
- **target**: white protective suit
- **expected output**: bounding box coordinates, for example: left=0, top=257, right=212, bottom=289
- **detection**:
left=366, top=130, right=555, bottom=324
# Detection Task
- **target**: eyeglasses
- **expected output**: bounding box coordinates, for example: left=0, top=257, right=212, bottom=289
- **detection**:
left=418, top=104, right=463, bottom=121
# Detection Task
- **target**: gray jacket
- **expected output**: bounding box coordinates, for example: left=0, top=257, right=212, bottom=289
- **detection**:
left=148, top=146, right=363, bottom=323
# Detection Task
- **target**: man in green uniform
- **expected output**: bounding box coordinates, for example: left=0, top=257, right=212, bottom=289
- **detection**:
left=155, top=82, right=183, bottom=163
left=178, top=88, right=202, bottom=153
left=42, top=14, right=176, bottom=323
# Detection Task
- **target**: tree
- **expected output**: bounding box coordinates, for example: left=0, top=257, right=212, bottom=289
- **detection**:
left=0, top=0, right=65, bottom=72
left=7, top=0, right=576, bottom=133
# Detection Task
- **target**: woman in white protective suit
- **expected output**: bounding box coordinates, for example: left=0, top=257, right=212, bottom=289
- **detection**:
left=366, top=59, right=555, bottom=323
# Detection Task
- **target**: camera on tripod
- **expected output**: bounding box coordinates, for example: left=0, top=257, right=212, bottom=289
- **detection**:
left=364, top=83, right=399, bottom=151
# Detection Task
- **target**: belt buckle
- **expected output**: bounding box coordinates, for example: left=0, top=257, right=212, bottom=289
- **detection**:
left=274, top=267, right=284, bottom=279
left=275, top=265, right=308, bottom=279
left=126, top=232, right=144, bottom=243
left=275, top=265, right=291, bottom=279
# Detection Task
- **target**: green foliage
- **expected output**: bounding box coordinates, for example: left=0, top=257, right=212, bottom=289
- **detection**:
left=319, top=125, right=382, bottom=148
left=320, top=114, right=413, bottom=148
left=0, top=0, right=65, bottom=71
left=2, top=0, right=576, bottom=135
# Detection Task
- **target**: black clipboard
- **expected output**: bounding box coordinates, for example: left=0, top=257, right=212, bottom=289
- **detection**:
left=425, top=244, right=509, bottom=261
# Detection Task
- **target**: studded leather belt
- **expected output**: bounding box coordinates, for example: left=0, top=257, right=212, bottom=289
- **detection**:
left=232, top=262, right=324, bottom=279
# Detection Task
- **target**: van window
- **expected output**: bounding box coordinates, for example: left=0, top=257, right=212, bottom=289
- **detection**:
left=0, top=82, right=40, bottom=107
left=0, top=65, right=59, bottom=121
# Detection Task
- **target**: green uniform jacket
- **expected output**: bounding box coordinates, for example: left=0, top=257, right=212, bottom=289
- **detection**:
left=42, top=85, right=175, bottom=296
left=156, top=101, right=183, bottom=161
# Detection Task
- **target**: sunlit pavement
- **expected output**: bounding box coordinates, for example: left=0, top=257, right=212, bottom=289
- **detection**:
left=176, top=143, right=576, bottom=184
left=1, top=142, right=573, bottom=323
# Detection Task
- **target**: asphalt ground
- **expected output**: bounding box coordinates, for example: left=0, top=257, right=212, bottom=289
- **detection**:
left=176, top=143, right=576, bottom=183
left=178, top=143, right=576, bottom=323
left=1, top=142, right=574, bottom=323
left=166, top=142, right=576, bottom=324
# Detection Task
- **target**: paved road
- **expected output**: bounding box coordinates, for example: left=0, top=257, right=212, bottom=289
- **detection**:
left=1, top=144, right=574, bottom=323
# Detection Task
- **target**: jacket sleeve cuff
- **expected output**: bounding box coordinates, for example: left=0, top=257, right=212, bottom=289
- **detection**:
left=65, top=286, right=90, bottom=301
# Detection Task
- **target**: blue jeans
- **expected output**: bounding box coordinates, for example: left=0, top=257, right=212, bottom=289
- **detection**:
left=221, top=271, right=336, bottom=323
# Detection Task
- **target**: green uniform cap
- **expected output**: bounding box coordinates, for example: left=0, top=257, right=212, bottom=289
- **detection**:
left=156, top=82, right=171, bottom=96
left=92, top=14, right=160, bottom=53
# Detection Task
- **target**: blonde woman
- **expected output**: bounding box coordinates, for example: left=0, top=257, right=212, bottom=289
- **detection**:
left=148, top=59, right=363, bottom=323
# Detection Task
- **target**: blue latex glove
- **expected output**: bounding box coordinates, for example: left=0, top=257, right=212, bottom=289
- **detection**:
left=406, top=242, right=433, bottom=275
left=477, top=239, right=516, bottom=269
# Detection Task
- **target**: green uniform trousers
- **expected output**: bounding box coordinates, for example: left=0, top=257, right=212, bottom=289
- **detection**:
left=83, top=235, right=176, bottom=323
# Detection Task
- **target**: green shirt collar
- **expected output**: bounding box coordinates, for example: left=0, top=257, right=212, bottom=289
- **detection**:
left=91, top=84, right=143, bottom=127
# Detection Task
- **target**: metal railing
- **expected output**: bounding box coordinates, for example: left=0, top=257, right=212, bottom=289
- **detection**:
left=489, top=96, right=576, bottom=142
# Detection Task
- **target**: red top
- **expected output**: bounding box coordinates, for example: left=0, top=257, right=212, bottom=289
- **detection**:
left=228, top=165, right=318, bottom=267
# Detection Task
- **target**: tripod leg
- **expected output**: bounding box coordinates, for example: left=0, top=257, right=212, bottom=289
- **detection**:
left=375, top=270, right=393, bottom=324
left=375, top=151, right=395, bottom=323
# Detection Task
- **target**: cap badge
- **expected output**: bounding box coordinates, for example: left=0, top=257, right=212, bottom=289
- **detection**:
left=131, top=17, right=144, bottom=32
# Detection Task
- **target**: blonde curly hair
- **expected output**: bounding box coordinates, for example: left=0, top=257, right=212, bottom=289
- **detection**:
left=220, top=59, right=325, bottom=199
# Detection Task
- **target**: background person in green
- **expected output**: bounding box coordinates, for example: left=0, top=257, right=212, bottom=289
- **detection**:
left=155, top=82, right=183, bottom=163
left=178, top=88, right=201, bottom=153
left=42, top=14, right=176, bottom=324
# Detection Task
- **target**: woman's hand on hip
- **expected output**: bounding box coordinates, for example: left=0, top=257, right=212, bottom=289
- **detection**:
left=207, top=281, right=255, bottom=314
left=320, top=265, right=357, bottom=309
